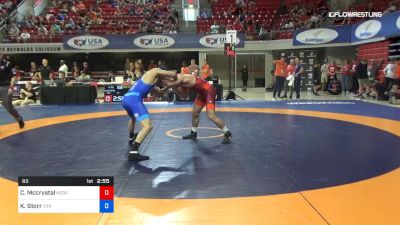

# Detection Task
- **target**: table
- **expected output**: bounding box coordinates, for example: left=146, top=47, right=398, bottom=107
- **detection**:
left=40, top=86, right=97, bottom=104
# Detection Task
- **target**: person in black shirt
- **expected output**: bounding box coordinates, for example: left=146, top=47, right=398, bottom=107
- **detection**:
left=312, top=62, right=321, bottom=95
left=38, top=58, right=52, bottom=86
left=241, top=64, right=248, bottom=91
left=355, top=59, right=370, bottom=98
left=0, top=54, right=24, bottom=128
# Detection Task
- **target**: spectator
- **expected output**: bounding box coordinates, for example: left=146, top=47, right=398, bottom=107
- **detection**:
left=148, top=60, right=157, bottom=70
left=50, top=22, right=62, bottom=34
left=76, top=1, right=86, bottom=13
left=210, top=21, right=220, bottom=34
left=389, top=84, right=400, bottom=104
left=71, top=61, right=80, bottom=79
left=327, top=60, right=338, bottom=80
left=58, top=60, right=68, bottom=79
left=54, top=71, right=67, bottom=86
left=169, top=24, right=178, bottom=33
left=38, top=59, right=53, bottom=86
left=200, top=8, right=209, bottom=19
left=259, top=26, right=268, bottom=40
left=19, top=29, right=31, bottom=43
left=126, top=62, right=135, bottom=80
left=312, top=62, right=321, bottom=95
left=139, top=19, right=149, bottom=33
left=369, top=59, right=384, bottom=86
left=328, top=78, right=341, bottom=95
left=81, top=61, right=91, bottom=77
left=350, top=58, right=359, bottom=93
left=355, top=59, right=370, bottom=98
left=30, top=61, right=40, bottom=82
left=308, top=13, right=320, bottom=28
left=384, top=59, right=396, bottom=92
left=12, top=82, right=36, bottom=106
left=341, top=59, right=352, bottom=94
left=8, top=23, right=19, bottom=37
left=384, top=2, right=396, bottom=14
left=134, top=60, right=143, bottom=79
left=273, top=57, right=287, bottom=98
left=283, top=59, right=295, bottom=98
left=201, top=59, right=210, bottom=79
left=290, top=57, right=304, bottom=99
left=320, top=59, right=329, bottom=91
left=188, top=59, right=200, bottom=76
left=181, top=61, right=189, bottom=74
left=77, top=71, right=91, bottom=82
left=158, top=60, right=167, bottom=70
left=241, top=64, right=248, bottom=91
left=38, top=25, right=48, bottom=35
left=65, top=18, right=76, bottom=30
left=124, top=58, right=130, bottom=73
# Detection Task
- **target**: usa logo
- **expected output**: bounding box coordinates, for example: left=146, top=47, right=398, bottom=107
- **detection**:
left=206, top=38, right=218, bottom=45
left=73, top=39, right=86, bottom=46
left=140, top=39, right=153, bottom=46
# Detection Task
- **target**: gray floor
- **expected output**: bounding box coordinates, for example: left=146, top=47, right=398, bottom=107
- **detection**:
left=226, top=88, right=400, bottom=108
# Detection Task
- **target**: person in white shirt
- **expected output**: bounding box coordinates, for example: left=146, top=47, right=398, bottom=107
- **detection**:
left=19, top=29, right=30, bottom=43
left=58, top=60, right=68, bottom=79
left=38, top=25, right=48, bottom=35
left=210, top=21, right=220, bottom=34
left=384, top=59, right=396, bottom=91
left=9, top=23, right=19, bottom=37
left=384, top=2, right=396, bottom=14
left=320, top=59, right=329, bottom=91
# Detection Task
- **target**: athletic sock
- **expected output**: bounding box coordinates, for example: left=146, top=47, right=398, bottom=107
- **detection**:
left=129, top=132, right=134, bottom=138
left=223, top=126, right=229, bottom=132
left=191, top=127, right=197, bottom=132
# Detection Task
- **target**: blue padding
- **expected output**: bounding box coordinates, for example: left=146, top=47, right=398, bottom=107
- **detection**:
left=136, top=114, right=150, bottom=121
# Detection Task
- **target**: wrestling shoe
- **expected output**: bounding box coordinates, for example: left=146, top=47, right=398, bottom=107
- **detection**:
left=182, top=131, right=197, bottom=139
left=128, top=133, right=138, bottom=146
left=128, top=152, right=150, bottom=161
left=18, top=117, right=25, bottom=129
left=128, top=143, right=149, bottom=161
left=222, top=131, right=232, bottom=144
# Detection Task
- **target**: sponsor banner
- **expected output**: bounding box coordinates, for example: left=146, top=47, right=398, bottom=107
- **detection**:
left=0, top=44, right=63, bottom=53
left=63, top=33, right=245, bottom=50
left=293, top=26, right=351, bottom=46
left=294, top=11, right=400, bottom=45
left=351, top=11, right=400, bottom=42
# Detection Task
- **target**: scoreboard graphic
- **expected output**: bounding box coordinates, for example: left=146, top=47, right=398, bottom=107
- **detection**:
left=18, top=176, right=114, bottom=213
left=104, top=85, right=129, bottom=103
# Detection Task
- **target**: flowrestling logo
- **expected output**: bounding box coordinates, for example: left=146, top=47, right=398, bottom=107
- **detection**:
left=199, top=34, right=241, bottom=48
left=133, top=35, right=175, bottom=48
left=67, top=35, right=109, bottom=49
left=296, top=28, right=338, bottom=44
left=328, top=12, right=382, bottom=18
left=355, top=20, right=382, bottom=39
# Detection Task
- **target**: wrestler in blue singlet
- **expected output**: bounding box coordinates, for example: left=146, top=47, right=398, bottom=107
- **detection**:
left=122, top=79, right=155, bottom=121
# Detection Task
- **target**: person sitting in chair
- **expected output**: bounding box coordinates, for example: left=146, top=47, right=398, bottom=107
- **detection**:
left=12, top=82, right=36, bottom=106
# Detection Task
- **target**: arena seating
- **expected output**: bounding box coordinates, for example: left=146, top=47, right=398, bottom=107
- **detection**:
left=197, top=0, right=329, bottom=40
left=4, top=0, right=174, bottom=43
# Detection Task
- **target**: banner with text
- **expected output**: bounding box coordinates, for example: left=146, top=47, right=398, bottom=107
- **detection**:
left=293, top=11, right=400, bottom=45
left=63, top=33, right=245, bottom=50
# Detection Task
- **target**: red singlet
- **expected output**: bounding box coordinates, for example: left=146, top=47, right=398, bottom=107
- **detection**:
left=191, top=76, right=216, bottom=110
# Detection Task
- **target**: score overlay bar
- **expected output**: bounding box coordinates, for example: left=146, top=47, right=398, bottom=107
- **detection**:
left=18, top=176, right=114, bottom=213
